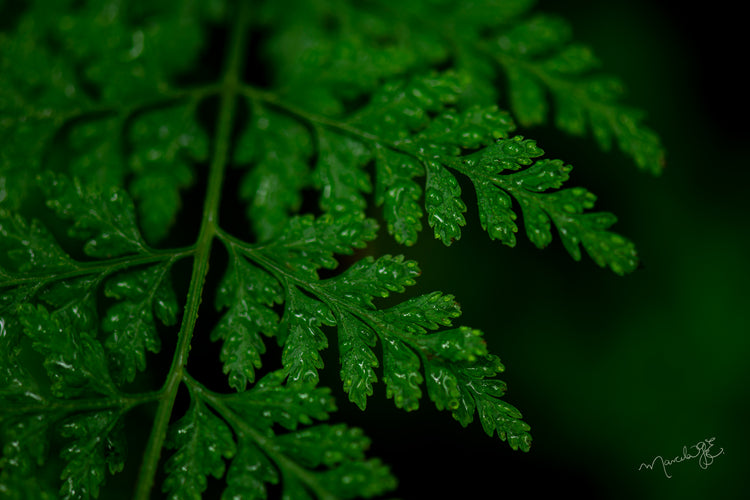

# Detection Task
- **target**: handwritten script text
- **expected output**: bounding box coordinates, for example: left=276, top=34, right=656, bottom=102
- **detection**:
left=638, top=437, right=724, bottom=478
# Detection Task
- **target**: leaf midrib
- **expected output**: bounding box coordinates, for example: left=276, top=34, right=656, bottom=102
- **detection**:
left=132, top=3, right=252, bottom=499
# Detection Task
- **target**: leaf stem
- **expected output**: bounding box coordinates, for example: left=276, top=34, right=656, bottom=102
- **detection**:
left=0, top=248, right=193, bottom=291
left=235, top=244, right=421, bottom=350
left=239, top=84, right=436, bottom=179
left=241, top=85, right=388, bottom=147
left=1, top=391, right=160, bottom=417
left=132, top=2, right=251, bottom=498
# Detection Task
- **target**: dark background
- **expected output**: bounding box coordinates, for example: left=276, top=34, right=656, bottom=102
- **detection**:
left=329, top=1, right=749, bottom=498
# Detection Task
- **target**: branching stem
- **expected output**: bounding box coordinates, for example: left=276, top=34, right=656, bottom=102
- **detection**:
left=183, top=373, right=340, bottom=500
left=132, top=2, right=251, bottom=498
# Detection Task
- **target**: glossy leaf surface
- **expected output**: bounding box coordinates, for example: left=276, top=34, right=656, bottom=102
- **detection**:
left=0, top=0, right=665, bottom=497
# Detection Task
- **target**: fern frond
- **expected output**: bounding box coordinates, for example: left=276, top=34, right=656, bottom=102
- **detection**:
left=213, top=216, right=531, bottom=451
left=246, top=70, right=638, bottom=272
left=174, top=372, right=396, bottom=500
left=1, top=0, right=665, bottom=497
left=489, top=14, right=666, bottom=172
left=0, top=180, right=183, bottom=495
left=162, top=398, right=236, bottom=500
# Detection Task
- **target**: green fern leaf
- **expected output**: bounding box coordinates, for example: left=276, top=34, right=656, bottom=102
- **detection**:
left=211, top=247, right=282, bottom=391
left=223, top=371, right=334, bottom=430
left=129, top=104, right=209, bottom=242
left=0, top=178, right=185, bottom=498
left=280, top=286, right=335, bottom=386
left=432, top=354, right=531, bottom=451
left=0, top=210, right=76, bottom=273
left=1, top=0, right=667, bottom=497
left=373, top=146, right=424, bottom=246
left=0, top=410, right=49, bottom=479
left=323, top=254, right=420, bottom=309
left=424, top=160, right=468, bottom=245
left=18, top=304, right=117, bottom=398
left=0, top=473, right=57, bottom=500
left=222, top=436, right=279, bottom=500
left=277, top=424, right=395, bottom=498
left=277, top=67, right=637, bottom=267
left=381, top=336, right=424, bottom=411
left=382, top=291, right=463, bottom=333
left=455, top=136, right=639, bottom=274
left=261, top=214, right=378, bottom=280
left=162, top=399, right=236, bottom=500
left=102, top=264, right=179, bottom=383
left=492, top=14, right=665, bottom=172
left=314, top=130, right=373, bottom=217
left=232, top=215, right=527, bottom=427
left=234, top=102, right=314, bottom=241
left=338, top=312, right=379, bottom=410
left=59, top=411, right=126, bottom=500
left=41, top=174, right=150, bottom=258
left=208, top=372, right=396, bottom=499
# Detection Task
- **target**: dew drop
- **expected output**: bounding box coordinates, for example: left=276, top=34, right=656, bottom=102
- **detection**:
left=426, top=188, right=443, bottom=205
left=502, top=141, right=523, bottom=155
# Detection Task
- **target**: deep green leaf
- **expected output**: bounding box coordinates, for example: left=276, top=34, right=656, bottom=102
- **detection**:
left=0, top=412, right=50, bottom=478
left=129, top=104, right=208, bottom=242
left=316, top=457, right=397, bottom=499
left=280, top=287, right=335, bottom=386
left=416, top=326, right=488, bottom=364
left=235, top=102, right=313, bottom=241
left=260, top=214, right=378, bottom=280
left=163, top=398, right=236, bottom=500
left=338, top=312, right=378, bottom=410
left=17, top=304, right=116, bottom=398
left=223, top=371, right=335, bottom=431
left=58, top=411, right=126, bottom=500
left=381, top=292, right=462, bottom=334
left=455, top=137, right=639, bottom=273
left=381, top=337, right=423, bottom=411
left=424, top=160, right=467, bottom=244
left=212, top=250, right=282, bottom=391
left=494, top=15, right=666, bottom=172
left=322, top=255, right=420, bottom=310
left=0, top=211, right=76, bottom=273
left=275, top=423, right=370, bottom=468
left=276, top=423, right=397, bottom=499
left=475, top=179, right=518, bottom=245
left=352, top=72, right=467, bottom=140
left=41, top=174, right=149, bottom=258
left=373, top=146, right=424, bottom=246
left=0, top=474, right=57, bottom=500
left=314, top=130, right=372, bottom=217
left=102, top=264, right=178, bottom=383
left=222, top=437, right=278, bottom=500
left=424, top=361, right=463, bottom=412
left=0, top=1, right=670, bottom=496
